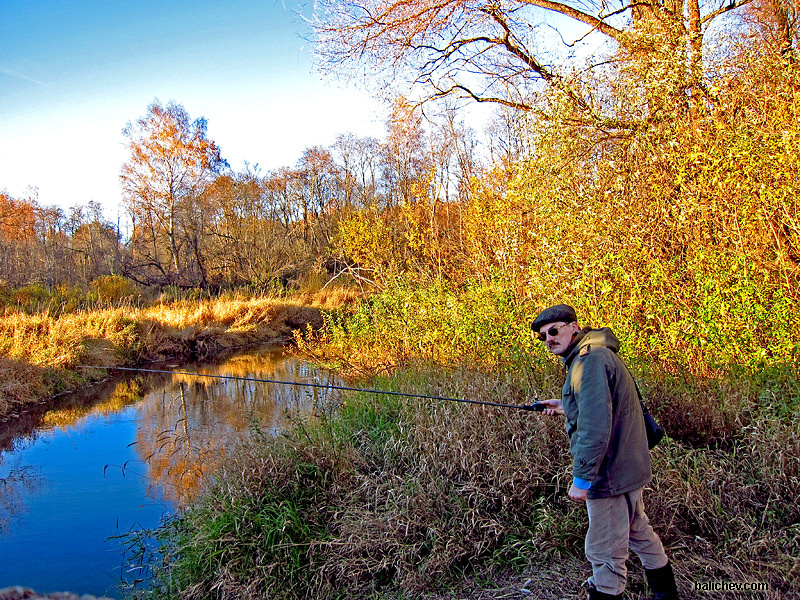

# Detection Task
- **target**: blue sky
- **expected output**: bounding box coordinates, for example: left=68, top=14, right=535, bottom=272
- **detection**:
left=0, top=0, right=387, bottom=216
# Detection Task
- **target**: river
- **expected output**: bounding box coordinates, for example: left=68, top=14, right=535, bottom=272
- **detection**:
left=0, top=346, right=335, bottom=599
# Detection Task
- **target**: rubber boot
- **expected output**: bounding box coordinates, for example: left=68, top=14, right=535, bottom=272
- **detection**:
left=588, top=585, right=623, bottom=599
left=645, top=561, right=679, bottom=600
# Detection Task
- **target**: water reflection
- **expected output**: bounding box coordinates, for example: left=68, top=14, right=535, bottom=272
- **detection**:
left=0, top=465, right=41, bottom=535
left=132, top=350, right=335, bottom=506
left=0, top=345, right=336, bottom=598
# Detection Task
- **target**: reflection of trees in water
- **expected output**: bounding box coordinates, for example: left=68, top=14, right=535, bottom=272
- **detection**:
left=135, top=349, right=338, bottom=507
left=0, top=378, right=144, bottom=537
left=0, top=376, right=140, bottom=454
left=0, top=465, right=41, bottom=534
left=41, top=379, right=146, bottom=429
left=0, top=347, right=337, bottom=514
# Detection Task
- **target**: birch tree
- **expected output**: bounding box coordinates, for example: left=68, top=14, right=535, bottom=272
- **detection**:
left=120, top=100, right=227, bottom=288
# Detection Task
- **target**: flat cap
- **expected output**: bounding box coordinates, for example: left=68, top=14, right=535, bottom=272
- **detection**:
left=531, top=304, right=578, bottom=331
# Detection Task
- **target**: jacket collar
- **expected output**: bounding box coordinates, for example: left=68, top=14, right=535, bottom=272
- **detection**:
left=562, top=327, right=622, bottom=368
left=562, top=326, right=592, bottom=368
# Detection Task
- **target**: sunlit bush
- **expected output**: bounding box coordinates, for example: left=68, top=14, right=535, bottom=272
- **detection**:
left=11, top=283, right=52, bottom=313
left=89, top=274, right=141, bottom=305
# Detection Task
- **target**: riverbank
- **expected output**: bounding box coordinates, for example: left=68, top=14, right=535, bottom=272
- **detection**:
left=0, top=587, right=113, bottom=600
left=139, top=360, right=798, bottom=600
left=132, top=282, right=798, bottom=600
left=136, top=359, right=799, bottom=600
left=0, top=288, right=355, bottom=419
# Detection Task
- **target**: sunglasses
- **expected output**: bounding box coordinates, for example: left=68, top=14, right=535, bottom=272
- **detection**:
left=537, top=324, right=568, bottom=342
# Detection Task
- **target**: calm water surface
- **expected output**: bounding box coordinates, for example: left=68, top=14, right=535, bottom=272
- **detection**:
left=0, top=346, right=335, bottom=598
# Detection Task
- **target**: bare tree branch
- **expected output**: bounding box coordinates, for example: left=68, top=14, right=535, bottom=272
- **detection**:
left=701, top=0, right=756, bottom=25
left=313, top=0, right=755, bottom=129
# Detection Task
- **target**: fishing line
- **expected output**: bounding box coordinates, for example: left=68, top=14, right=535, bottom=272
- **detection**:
left=77, top=365, right=545, bottom=411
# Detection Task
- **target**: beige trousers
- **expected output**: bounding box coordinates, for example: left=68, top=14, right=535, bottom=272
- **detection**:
left=585, top=486, right=669, bottom=595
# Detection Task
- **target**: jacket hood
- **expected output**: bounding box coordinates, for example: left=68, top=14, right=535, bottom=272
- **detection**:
left=563, top=327, right=620, bottom=366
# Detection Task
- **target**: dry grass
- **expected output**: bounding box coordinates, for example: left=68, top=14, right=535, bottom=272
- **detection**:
left=0, top=357, right=47, bottom=415
left=144, top=367, right=587, bottom=599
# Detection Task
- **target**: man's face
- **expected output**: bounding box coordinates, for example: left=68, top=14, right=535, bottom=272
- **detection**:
left=538, top=321, right=579, bottom=356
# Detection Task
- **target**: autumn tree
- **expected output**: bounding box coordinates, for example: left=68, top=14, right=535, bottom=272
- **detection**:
left=0, top=192, right=123, bottom=289
left=331, top=133, right=383, bottom=209
left=34, top=205, right=75, bottom=288
left=484, top=105, right=535, bottom=176
left=330, top=101, right=484, bottom=282
left=0, top=191, right=38, bottom=286
left=297, top=146, right=342, bottom=251
left=202, top=169, right=310, bottom=287
left=314, top=0, right=762, bottom=130
left=329, top=98, right=431, bottom=279
left=0, top=191, right=36, bottom=241
left=427, top=103, right=479, bottom=204
left=382, top=97, right=428, bottom=207
left=67, top=202, right=122, bottom=285
left=743, top=0, right=800, bottom=54
left=120, top=100, right=228, bottom=288
left=0, top=191, right=79, bottom=288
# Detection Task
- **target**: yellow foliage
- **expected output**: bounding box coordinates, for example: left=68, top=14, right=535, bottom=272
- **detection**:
left=325, top=48, right=799, bottom=375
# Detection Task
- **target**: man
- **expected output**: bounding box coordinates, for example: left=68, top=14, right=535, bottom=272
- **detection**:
left=533, top=304, right=678, bottom=600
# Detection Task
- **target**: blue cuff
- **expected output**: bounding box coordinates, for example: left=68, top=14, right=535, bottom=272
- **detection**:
left=572, top=477, right=592, bottom=490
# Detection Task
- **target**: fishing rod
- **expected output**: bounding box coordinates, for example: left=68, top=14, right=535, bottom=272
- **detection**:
left=78, top=365, right=546, bottom=412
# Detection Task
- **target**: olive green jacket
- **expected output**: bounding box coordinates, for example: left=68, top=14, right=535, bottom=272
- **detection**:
left=561, top=327, right=651, bottom=499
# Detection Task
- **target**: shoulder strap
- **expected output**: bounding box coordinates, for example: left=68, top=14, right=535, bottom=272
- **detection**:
left=618, top=359, right=650, bottom=410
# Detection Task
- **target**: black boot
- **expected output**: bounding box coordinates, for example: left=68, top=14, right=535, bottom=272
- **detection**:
left=645, top=561, right=679, bottom=600
left=588, top=585, right=623, bottom=599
